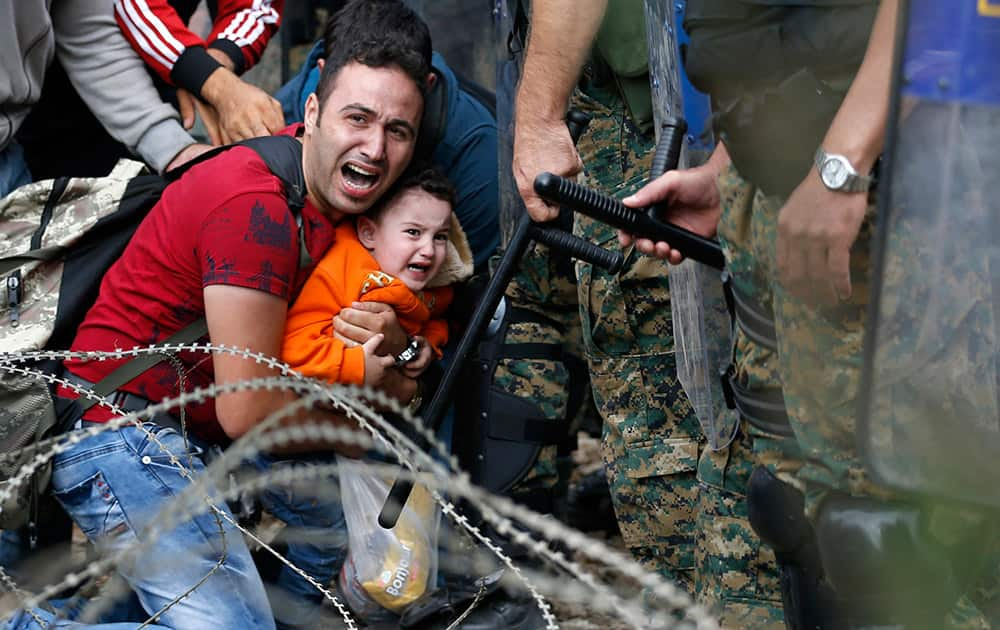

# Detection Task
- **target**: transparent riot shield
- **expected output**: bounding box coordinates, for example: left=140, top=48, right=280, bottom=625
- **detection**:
left=859, top=0, right=1000, bottom=508
left=646, top=0, right=737, bottom=450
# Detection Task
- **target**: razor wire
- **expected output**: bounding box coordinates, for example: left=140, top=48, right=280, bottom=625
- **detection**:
left=0, top=344, right=719, bottom=629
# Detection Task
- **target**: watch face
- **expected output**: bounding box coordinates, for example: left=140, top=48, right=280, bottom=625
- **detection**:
left=821, top=157, right=850, bottom=189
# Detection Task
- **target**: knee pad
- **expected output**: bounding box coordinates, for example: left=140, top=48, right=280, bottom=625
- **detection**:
left=747, top=466, right=848, bottom=630
left=815, top=494, right=992, bottom=626
left=451, top=298, right=586, bottom=495
left=746, top=465, right=812, bottom=557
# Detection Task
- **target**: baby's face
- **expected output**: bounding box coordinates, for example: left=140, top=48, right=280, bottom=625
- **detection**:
left=362, top=188, right=452, bottom=291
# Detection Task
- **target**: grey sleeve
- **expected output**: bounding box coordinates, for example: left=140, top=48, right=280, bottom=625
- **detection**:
left=50, top=0, right=195, bottom=173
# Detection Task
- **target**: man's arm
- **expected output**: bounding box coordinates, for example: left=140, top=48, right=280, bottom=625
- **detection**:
left=206, top=0, right=283, bottom=77
left=53, top=0, right=199, bottom=173
left=115, top=0, right=285, bottom=144
left=205, top=284, right=294, bottom=439
left=775, top=0, right=897, bottom=304
left=114, top=0, right=281, bottom=93
left=207, top=285, right=415, bottom=448
left=512, top=0, right=608, bottom=221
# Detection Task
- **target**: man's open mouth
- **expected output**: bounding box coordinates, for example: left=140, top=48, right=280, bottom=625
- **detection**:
left=341, top=162, right=380, bottom=193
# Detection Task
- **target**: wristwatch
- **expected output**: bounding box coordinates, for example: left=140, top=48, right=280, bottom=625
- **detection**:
left=814, top=148, right=874, bottom=193
left=394, top=337, right=421, bottom=367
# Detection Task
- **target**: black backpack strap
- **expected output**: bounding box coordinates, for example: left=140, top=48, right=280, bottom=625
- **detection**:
left=73, top=135, right=308, bottom=414
left=0, top=246, right=65, bottom=275
left=236, top=135, right=306, bottom=212
left=77, top=317, right=209, bottom=413
left=30, top=177, right=70, bottom=250
left=238, top=135, right=311, bottom=268
left=165, top=136, right=311, bottom=267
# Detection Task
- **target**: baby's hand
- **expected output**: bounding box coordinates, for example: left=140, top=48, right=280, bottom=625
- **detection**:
left=362, top=333, right=395, bottom=387
left=401, top=336, right=434, bottom=378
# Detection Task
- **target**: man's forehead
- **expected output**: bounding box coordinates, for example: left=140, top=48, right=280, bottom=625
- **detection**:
left=324, top=62, right=422, bottom=122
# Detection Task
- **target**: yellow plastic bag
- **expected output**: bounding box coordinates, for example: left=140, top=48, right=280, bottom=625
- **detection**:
left=338, top=459, right=440, bottom=616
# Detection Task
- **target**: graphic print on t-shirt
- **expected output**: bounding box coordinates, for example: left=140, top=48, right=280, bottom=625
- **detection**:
left=246, top=200, right=293, bottom=249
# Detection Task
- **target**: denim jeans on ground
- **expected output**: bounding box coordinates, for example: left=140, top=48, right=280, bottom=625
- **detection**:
left=0, top=142, right=32, bottom=198
left=5, top=423, right=276, bottom=630
left=249, top=453, right=347, bottom=630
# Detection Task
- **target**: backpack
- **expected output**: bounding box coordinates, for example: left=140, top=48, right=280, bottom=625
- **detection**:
left=0, top=135, right=307, bottom=534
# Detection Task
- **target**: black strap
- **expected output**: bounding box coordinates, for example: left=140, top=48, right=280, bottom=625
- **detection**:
left=718, top=272, right=791, bottom=436
left=731, top=277, right=778, bottom=352
left=0, top=246, right=65, bottom=276
left=508, top=0, right=529, bottom=54
left=496, top=342, right=563, bottom=361
left=30, top=177, right=70, bottom=251
left=727, top=371, right=793, bottom=437
left=487, top=409, right=566, bottom=445
left=77, top=317, right=209, bottom=413
left=167, top=136, right=312, bottom=269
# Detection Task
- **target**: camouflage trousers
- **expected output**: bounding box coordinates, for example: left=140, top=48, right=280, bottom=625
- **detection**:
left=496, top=87, right=782, bottom=625
left=717, top=162, right=997, bottom=627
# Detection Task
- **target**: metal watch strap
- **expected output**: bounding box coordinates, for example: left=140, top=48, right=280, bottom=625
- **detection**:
left=814, top=148, right=874, bottom=193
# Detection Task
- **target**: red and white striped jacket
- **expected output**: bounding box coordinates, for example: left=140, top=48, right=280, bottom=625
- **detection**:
left=115, top=0, right=283, bottom=96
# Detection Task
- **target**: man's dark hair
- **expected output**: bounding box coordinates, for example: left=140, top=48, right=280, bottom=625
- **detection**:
left=315, top=0, right=432, bottom=110
left=369, top=163, right=456, bottom=221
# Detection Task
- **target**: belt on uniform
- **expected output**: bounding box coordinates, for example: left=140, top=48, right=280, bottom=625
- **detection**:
left=724, top=369, right=795, bottom=438
left=720, top=275, right=793, bottom=436
left=731, top=281, right=778, bottom=353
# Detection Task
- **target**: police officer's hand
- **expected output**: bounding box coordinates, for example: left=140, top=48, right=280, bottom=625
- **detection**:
left=776, top=172, right=867, bottom=305
left=513, top=113, right=584, bottom=222
left=617, top=159, right=723, bottom=264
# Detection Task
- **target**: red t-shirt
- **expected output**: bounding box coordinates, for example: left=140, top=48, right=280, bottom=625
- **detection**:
left=62, top=126, right=335, bottom=442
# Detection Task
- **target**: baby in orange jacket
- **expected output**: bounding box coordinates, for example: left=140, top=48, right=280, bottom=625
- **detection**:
left=282, top=166, right=473, bottom=387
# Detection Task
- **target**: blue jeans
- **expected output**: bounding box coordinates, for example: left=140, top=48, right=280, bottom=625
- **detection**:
left=250, top=453, right=347, bottom=630
left=6, top=423, right=275, bottom=630
left=0, top=142, right=31, bottom=198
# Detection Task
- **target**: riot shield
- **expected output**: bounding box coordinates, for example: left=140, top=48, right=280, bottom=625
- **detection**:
left=645, top=0, right=737, bottom=450
left=859, top=0, right=1000, bottom=508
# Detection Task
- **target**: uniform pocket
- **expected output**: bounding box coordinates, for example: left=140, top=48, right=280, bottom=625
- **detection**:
left=590, top=354, right=702, bottom=474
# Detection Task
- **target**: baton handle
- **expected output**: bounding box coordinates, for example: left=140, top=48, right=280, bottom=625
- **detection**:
left=650, top=117, right=687, bottom=179
left=533, top=173, right=725, bottom=270
left=531, top=225, right=623, bottom=273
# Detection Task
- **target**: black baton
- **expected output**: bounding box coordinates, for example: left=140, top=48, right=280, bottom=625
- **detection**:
left=534, top=117, right=725, bottom=270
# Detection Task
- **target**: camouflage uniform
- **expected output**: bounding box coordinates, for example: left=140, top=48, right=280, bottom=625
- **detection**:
left=500, top=79, right=784, bottom=626
left=717, top=161, right=994, bottom=627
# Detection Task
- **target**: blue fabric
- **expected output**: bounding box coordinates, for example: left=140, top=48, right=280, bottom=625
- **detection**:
left=6, top=422, right=350, bottom=630
left=7, top=423, right=276, bottom=630
left=0, top=142, right=32, bottom=198
left=250, top=453, right=347, bottom=630
left=276, top=44, right=499, bottom=271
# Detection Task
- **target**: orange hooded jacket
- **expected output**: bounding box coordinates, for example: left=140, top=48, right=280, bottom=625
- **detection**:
left=282, top=221, right=452, bottom=385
